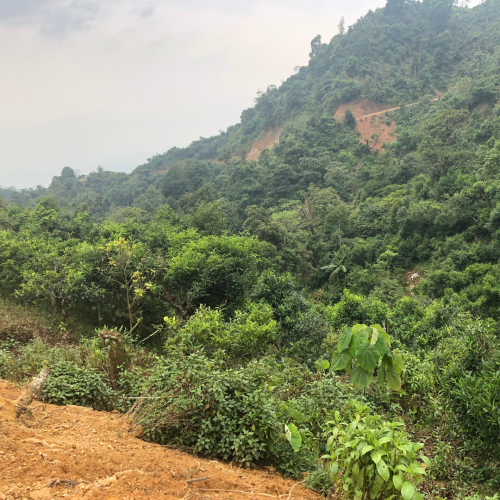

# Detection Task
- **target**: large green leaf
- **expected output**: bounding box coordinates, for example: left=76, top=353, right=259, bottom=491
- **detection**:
left=401, top=481, right=415, bottom=500
left=385, top=362, right=402, bottom=391
left=331, top=351, right=351, bottom=371
left=285, top=423, right=302, bottom=452
left=393, top=474, right=403, bottom=491
left=374, top=335, right=388, bottom=357
left=350, top=366, right=373, bottom=390
left=338, top=328, right=353, bottom=352
left=361, top=445, right=374, bottom=455
left=393, top=351, right=405, bottom=371
left=349, top=328, right=370, bottom=356
left=355, top=342, right=380, bottom=371
left=314, top=359, right=330, bottom=372
left=377, top=459, right=390, bottom=481
left=284, top=405, right=307, bottom=422
left=330, top=461, right=339, bottom=478
left=371, top=450, right=382, bottom=464
left=352, top=324, right=367, bottom=333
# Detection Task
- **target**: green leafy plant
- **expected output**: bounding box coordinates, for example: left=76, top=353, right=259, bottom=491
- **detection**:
left=42, top=361, right=115, bottom=411
left=323, top=411, right=431, bottom=500
left=315, top=359, right=331, bottom=373
left=331, top=324, right=404, bottom=391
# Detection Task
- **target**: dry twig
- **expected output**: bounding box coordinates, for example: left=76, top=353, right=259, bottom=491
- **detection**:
left=185, top=476, right=213, bottom=484
left=281, top=480, right=304, bottom=499
left=189, top=488, right=279, bottom=498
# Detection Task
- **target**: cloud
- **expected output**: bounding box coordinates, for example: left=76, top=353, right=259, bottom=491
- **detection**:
left=39, top=1, right=99, bottom=37
left=138, top=4, right=155, bottom=18
left=10, top=0, right=474, bottom=188
left=0, top=0, right=48, bottom=21
left=0, top=0, right=99, bottom=36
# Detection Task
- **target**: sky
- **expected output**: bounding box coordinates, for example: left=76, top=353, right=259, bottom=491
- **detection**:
left=0, top=0, right=482, bottom=189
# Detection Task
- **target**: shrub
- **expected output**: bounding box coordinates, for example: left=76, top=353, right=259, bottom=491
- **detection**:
left=254, top=271, right=331, bottom=363
left=323, top=412, right=431, bottom=500
left=129, top=354, right=282, bottom=464
left=0, top=339, right=79, bottom=382
left=0, top=303, right=54, bottom=345
left=447, top=355, right=500, bottom=458
left=388, top=297, right=451, bottom=354
left=164, top=302, right=278, bottom=362
left=325, top=290, right=389, bottom=334
left=42, top=362, right=115, bottom=411
left=126, top=355, right=362, bottom=476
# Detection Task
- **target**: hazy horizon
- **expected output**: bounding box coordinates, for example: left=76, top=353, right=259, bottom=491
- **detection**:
left=0, top=0, right=482, bottom=189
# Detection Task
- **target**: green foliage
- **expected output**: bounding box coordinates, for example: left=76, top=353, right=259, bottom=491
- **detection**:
left=325, top=291, right=389, bottom=335
left=127, top=355, right=309, bottom=468
left=42, top=362, right=115, bottom=411
left=254, top=271, right=331, bottom=364
left=331, top=324, right=404, bottom=391
left=2, top=2, right=500, bottom=495
left=164, top=302, right=278, bottom=362
left=324, top=411, right=431, bottom=500
left=163, top=235, right=276, bottom=317
left=447, top=354, right=500, bottom=458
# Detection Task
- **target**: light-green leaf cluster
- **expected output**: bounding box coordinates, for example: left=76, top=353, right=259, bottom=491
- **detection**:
left=331, top=324, right=404, bottom=391
left=323, top=413, right=431, bottom=500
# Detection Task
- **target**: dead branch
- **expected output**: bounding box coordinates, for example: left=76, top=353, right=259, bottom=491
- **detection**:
left=185, top=476, right=213, bottom=484
left=15, top=367, right=50, bottom=418
left=188, top=489, right=278, bottom=498
left=281, top=481, right=304, bottom=499
left=45, top=479, right=79, bottom=488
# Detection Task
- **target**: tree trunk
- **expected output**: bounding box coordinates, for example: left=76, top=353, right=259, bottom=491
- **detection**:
left=162, top=281, right=190, bottom=320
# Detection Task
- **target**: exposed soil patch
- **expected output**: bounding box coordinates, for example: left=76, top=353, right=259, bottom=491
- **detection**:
left=357, top=114, right=397, bottom=151
left=246, top=129, right=282, bottom=162
left=334, top=100, right=395, bottom=120
left=335, top=100, right=397, bottom=151
left=0, top=380, right=321, bottom=500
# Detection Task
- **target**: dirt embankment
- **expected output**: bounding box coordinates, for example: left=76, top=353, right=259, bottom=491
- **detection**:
left=246, top=129, right=282, bottom=162
left=0, top=380, right=320, bottom=500
left=335, top=100, right=398, bottom=151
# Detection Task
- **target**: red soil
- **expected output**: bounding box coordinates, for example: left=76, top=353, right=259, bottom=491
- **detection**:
left=335, top=100, right=398, bottom=151
left=0, top=380, right=321, bottom=500
left=246, top=129, right=282, bottom=162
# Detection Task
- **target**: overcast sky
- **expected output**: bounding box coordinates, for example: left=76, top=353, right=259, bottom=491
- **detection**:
left=0, top=0, right=481, bottom=189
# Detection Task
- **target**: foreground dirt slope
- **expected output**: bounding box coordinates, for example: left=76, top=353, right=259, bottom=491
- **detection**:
left=0, top=380, right=321, bottom=500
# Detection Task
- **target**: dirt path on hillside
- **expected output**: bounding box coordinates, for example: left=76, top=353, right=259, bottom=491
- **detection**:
left=0, top=380, right=321, bottom=500
left=334, top=97, right=439, bottom=151
left=359, top=98, right=439, bottom=119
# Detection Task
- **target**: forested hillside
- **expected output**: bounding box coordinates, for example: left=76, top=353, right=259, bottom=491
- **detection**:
left=1, top=1, right=500, bottom=499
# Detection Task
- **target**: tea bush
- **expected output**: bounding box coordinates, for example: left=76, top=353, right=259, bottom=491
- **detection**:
left=163, top=302, right=278, bottom=362
left=447, top=355, right=500, bottom=458
left=128, top=354, right=296, bottom=465
left=42, top=362, right=116, bottom=411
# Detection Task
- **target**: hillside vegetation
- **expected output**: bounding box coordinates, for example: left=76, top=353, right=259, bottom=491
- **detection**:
left=1, top=1, right=500, bottom=498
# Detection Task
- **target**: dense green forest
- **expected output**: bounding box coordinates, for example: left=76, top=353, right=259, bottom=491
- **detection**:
left=2, top=1, right=500, bottom=498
